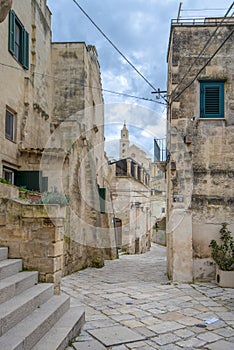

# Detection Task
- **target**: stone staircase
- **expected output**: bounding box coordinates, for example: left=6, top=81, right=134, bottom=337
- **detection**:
left=0, top=247, right=85, bottom=350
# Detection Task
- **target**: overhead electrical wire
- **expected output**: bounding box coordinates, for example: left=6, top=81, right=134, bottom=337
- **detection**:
left=71, top=0, right=165, bottom=100
left=171, top=2, right=234, bottom=101
left=0, top=61, right=166, bottom=105
left=171, top=27, right=234, bottom=102
left=181, top=8, right=227, bottom=12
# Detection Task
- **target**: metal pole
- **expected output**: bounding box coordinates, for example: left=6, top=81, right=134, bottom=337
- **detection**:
left=177, top=2, right=183, bottom=23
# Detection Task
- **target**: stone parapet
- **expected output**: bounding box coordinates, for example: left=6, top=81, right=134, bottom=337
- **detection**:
left=0, top=199, right=66, bottom=294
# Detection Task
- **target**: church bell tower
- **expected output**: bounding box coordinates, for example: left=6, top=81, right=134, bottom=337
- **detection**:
left=119, top=122, right=129, bottom=159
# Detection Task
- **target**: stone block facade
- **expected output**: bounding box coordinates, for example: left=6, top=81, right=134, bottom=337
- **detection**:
left=166, top=17, right=234, bottom=282
left=0, top=0, right=117, bottom=288
left=109, top=158, right=151, bottom=254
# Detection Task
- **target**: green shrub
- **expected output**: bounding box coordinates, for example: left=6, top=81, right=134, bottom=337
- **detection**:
left=39, top=188, right=69, bottom=206
left=209, top=223, right=234, bottom=271
left=0, top=177, right=11, bottom=185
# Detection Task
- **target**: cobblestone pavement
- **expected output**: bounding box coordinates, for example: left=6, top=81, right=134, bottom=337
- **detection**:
left=63, top=244, right=234, bottom=349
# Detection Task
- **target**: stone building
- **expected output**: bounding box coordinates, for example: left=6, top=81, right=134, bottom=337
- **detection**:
left=150, top=162, right=166, bottom=245
left=109, top=157, right=151, bottom=254
left=0, top=0, right=53, bottom=185
left=166, top=16, right=234, bottom=282
left=120, top=122, right=151, bottom=170
left=0, top=0, right=116, bottom=288
left=107, top=123, right=151, bottom=254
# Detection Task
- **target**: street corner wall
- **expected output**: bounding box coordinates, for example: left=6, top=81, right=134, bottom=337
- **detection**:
left=166, top=205, right=193, bottom=282
left=0, top=198, right=66, bottom=293
left=167, top=22, right=234, bottom=282
left=191, top=194, right=234, bottom=281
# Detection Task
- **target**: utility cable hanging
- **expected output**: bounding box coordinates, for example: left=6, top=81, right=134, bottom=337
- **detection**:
left=0, top=61, right=165, bottom=105
left=171, top=2, right=234, bottom=99
left=71, top=0, right=161, bottom=94
left=172, top=27, right=234, bottom=102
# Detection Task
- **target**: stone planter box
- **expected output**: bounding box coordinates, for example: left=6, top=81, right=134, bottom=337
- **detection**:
left=216, top=267, right=234, bottom=288
left=0, top=182, right=19, bottom=198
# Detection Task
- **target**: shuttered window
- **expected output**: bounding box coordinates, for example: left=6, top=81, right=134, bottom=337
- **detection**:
left=8, top=10, right=29, bottom=69
left=98, top=187, right=106, bottom=214
left=200, top=81, right=224, bottom=118
left=5, top=110, right=15, bottom=141
left=15, top=171, right=48, bottom=192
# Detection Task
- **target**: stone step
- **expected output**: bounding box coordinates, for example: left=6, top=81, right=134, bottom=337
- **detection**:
left=0, top=259, right=22, bottom=280
left=32, top=305, right=85, bottom=350
left=0, top=247, right=8, bottom=261
left=0, top=283, right=54, bottom=336
left=0, top=271, right=38, bottom=305
left=0, top=294, right=70, bottom=350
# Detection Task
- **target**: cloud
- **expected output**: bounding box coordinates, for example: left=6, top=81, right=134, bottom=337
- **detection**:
left=48, top=0, right=231, bottom=157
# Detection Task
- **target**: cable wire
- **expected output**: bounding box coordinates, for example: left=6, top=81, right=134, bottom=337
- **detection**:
left=171, top=2, right=234, bottom=100
left=71, top=0, right=163, bottom=97
left=172, top=27, right=234, bottom=102
left=0, top=61, right=166, bottom=105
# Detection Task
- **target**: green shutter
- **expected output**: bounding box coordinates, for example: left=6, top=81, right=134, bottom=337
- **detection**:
left=200, top=81, right=224, bottom=118
left=15, top=171, right=41, bottom=191
left=8, top=10, right=15, bottom=55
left=23, top=28, right=29, bottom=69
left=98, top=187, right=106, bottom=214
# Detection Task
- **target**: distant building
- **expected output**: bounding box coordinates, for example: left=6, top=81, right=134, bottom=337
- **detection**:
left=119, top=123, right=151, bottom=170
left=150, top=162, right=166, bottom=245
left=109, top=157, right=151, bottom=254
left=108, top=123, right=151, bottom=253
left=166, top=15, right=234, bottom=282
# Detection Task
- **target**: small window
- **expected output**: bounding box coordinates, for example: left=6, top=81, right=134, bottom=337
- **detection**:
left=200, top=81, right=224, bottom=118
left=98, top=187, right=106, bottom=214
left=3, top=167, right=15, bottom=184
left=9, top=10, right=29, bottom=69
left=5, top=109, right=16, bottom=141
left=162, top=207, right=165, bottom=213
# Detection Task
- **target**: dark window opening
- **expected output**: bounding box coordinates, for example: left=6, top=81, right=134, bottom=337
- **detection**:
left=200, top=81, right=224, bottom=118
left=3, top=167, right=15, bottom=184
left=9, top=10, right=29, bottom=69
left=5, top=110, right=15, bottom=141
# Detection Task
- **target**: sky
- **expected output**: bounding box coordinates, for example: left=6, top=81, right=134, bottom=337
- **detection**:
left=47, top=0, right=232, bottom=159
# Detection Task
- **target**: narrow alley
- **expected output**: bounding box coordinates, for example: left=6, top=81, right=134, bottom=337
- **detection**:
left=63, top=244, right=234, bottom=350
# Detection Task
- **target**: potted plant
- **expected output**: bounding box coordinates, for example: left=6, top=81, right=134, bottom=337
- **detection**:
left=209, top=223, right=234, bottom=288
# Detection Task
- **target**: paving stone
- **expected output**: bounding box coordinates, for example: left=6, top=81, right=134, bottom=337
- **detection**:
left=197, top=331, right=222, bottom=342
left=174, top=328, right=195, bottom=338
left=159, top=345, right=182, bottom=350
left=176, top=337, right=206, bottom=348
left=73, top=339, right=106, bottom=349
left=149, top=321, right=184, bottom=334
left=121, top=320, right=145, bottom=328
left=125, top=341, right=150, bottom=348
left=151, top=332, right=181, bottom=345
left=206, top=339, right=234, bottom=350
left=88, top=325, right=145, bottom=347
left=140, top=317, right=160, bottom=326
left=133, top=326, right=156, bottom=337
left=111, top=314, right=135, bottom=322
left=215, top=326, right=234, bottom=337
left=112, top=345, right=128, bottom=350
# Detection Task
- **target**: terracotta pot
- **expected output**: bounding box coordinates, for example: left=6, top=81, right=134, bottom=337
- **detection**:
left=216, top=267, right=234, bottom=288
left=27, top=193, right=41, bottom=201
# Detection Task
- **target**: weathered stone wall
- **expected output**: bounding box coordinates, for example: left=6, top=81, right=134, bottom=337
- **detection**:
left=0, top=198, right=65, bottom=294
left=167, top=21, right=234, bottom=282
left=0, top=0, right=52, bottom=175
left=110, top=168, right=151, bottom=254
left=51, top=42, right=117, bottom=270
